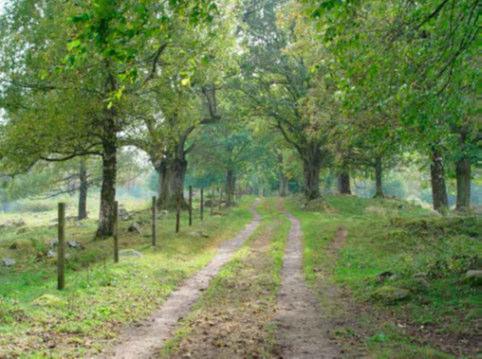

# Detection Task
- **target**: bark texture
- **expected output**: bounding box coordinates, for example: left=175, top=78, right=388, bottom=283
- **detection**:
left=430, top=149, right=449, bottom=212
left=225, top=169, right=236, bottom=207
left=96, top=114, right=117, bottom=238
left=374, top=157, right=384, bottom=198
left=456, top=157, right=471, bottom=211
left=338, top=171, right=351, bottom=195
left=78, top=159, right=88, bottom=220
left=302, top=144, right=322, bottom=200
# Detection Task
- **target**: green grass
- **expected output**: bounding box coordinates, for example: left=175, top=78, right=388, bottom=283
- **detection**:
left=161, top=197, right=290, bottom=358
left=287, top=194, right=481, bottom=358
left=0, top=196, right=255, bottom=358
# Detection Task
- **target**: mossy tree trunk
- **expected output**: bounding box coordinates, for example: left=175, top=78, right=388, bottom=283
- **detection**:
left=456, top=157, right=471, bottom=211
left=373, top=157, right=384, bottom=198
left=430, top=148, right=448, bottom=212
left=78, top=159, right=88, bottom=220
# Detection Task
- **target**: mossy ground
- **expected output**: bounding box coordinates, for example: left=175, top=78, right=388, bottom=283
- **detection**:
left=287, top=195, right=481, bottom=358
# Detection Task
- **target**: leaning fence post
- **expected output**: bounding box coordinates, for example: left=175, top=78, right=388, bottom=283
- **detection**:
left=200, top=188, right=204, bottom=221
left=176, top=191, right=181, bottom=233
left=152, top=196, right=157, bottom=246
left=188, top=186, right=193, bottom=226
left=57, top=203, right=65, bottom=290
left=113, top=201, right=119, bottom=263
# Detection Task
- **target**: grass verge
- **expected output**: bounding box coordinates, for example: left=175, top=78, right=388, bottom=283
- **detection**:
left=287, top=195, right=481, bottom=358
left=0, top=197, right=255, bottom=358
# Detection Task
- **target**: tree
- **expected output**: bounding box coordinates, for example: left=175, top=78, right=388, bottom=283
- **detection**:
left=0, top=0, right=218, bottom=236
left=236, top=0, right=334, bottom=201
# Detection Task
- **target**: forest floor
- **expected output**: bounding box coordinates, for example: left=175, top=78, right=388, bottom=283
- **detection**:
left=0, top=195, right=480, bottom=358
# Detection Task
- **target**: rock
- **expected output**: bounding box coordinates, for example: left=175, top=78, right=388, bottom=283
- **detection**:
left=372, top=286, right=410, bottom=304
left=128, top=222, right=142, bottom=234
left=414, top=272, right=428, bottom=278
left=49, top=238, right=59, bottom=248
left=188, top=231, right=210, bottom=239
left=1, top=257, right=16, bottom=267
left=413, top=278, right=430, bottom=291
left=32, top=294, right=66, bottom=308
left=119, top=249, right=143, bottom=258
left=67, top=240, right=83, bottom=249
left=158, top=210, right=169, bottom=218
left=377, top=271, right=397, bottom=283
left=47, top=250, right=56, bottom=258
left=119, top=207, right=131, bottom=221
left=464, top=270, right=482, bottom=286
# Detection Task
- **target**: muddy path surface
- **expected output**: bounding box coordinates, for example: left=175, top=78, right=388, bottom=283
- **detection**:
left=275, top=213, right=341, bottom=359
left=100, top=205, right=261, bottom=359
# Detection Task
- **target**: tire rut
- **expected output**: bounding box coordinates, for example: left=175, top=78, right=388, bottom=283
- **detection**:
left=275, top=213, right=340, bottom=359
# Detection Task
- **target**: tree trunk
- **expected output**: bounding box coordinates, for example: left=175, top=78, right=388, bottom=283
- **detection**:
left=456, top=157, right=471, bottom=211
left=168, top=157, right=188, bottom=209
left=302, top=145, right=322, bottom=201
left=225, top=169, right=236, bottom=206
left=156, top=159, right=171, bottom=210
left=96, top=119, right=117, bottom=238
left=279, top=172, right=289, bottom=197
left=374, top=157, right=384, bottom=198
left=430, top=148, right=448, bottom=212
left=338, top=171, right=351, bottom=195
left=78, top=159, right=88, bottom=220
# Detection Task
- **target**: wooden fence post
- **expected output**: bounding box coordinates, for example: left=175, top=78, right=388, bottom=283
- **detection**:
left=188, top=186, right=193, bottom=226
left=176, top=191, right=181, bottom=233
left=211, top=189, right=214, bottom=215
left=219, top=188, right=222, bottom=211
left=57, top=203, right=65, bottom=290
left=152, top=196, right=157, bottom=246
left=200, top=188, right=204, bottom=221
left=114, top=201, right=119, bottom=263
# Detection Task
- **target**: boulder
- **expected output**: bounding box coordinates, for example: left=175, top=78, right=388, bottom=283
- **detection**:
left=1, top=257, right=16, bottom=267
left=128, top=222, right=142, bottom=234
left=47, top=250, right=56, bottom=258
left=67, top=240, right=83, bottom=249
left=372, top=286, right=410, bottom=304
left=464, top=270, right=482, bottom=286
left=119, top=249, right=143, bottom=258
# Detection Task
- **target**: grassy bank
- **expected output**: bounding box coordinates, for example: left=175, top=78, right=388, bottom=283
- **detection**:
left=287, top=195, right=481, bottom=358
left=0, top=197, right=255, bottom=358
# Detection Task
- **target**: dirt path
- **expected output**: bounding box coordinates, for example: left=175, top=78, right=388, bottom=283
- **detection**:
left=276, top=213, right=340, bottom=358
left=162, top=217, right=284, bottom=358
left=101, top=206, right=261, bottom=359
